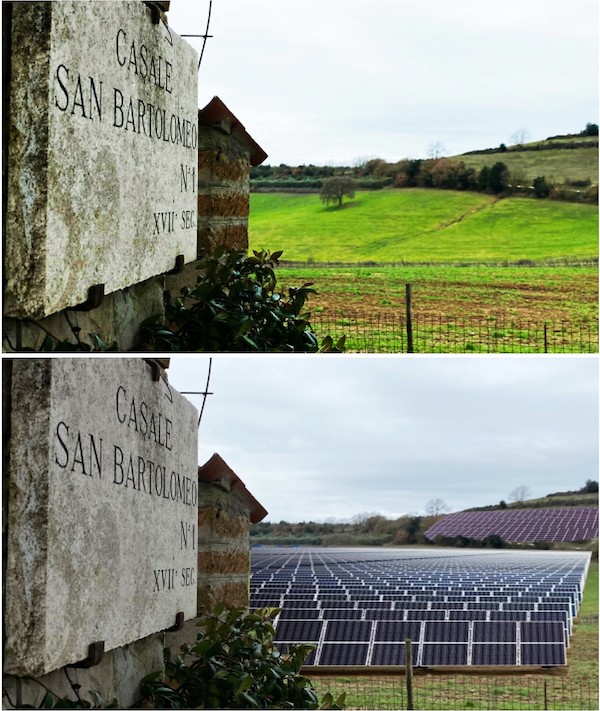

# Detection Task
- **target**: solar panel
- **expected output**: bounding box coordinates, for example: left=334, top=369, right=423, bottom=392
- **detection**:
left=374, top=621, right=422, bottom=643
left=424, top=621, right=469, bottom=643
left=319, top=643, right=369, bottom=665
left=449, top=610, right=487, bottom=621
left=472, top=644, right=517, bottom=665
left=278, top=608, right=321, bottom=620
left=422, top=644, right=468, bottom=665
left=371, top=643, right=411, bottom=665
left=521, top=622, right=565, bottom=644
left=521, top=644, right=566, bottom=666
left=325, top=620, right=372, bottom=642
left=322, top=609, right=364, bottom=620
left=274, top=620, right=322, bottom=642
left=365, top=609, right=406, bottom=620
left=408, top=610, right=446, bottom=621
left=473, top=621, right=517, bottom=643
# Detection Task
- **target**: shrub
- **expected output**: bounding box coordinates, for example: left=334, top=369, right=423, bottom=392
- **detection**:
left=139, top=605, right=345, bottom=709
left=532, top=176, right=551, bottom=199
left=140, top=248, right=345, bottom=353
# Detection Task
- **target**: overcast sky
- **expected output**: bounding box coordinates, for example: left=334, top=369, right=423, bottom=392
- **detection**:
left=167, top=356, right=599, bottom=523
left=167, top=0, right=599, bottom=165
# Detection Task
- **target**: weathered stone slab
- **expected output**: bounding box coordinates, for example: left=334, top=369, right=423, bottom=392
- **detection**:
left=4, top=1, right=199, bottom=319
left=4, top=359, right=199, bottom=677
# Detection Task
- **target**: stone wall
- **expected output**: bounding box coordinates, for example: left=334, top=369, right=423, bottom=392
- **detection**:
left=2, top=3, right=266, bottom=354
left=2, top=275, right=165, bottom=352
left=2, top=634, right=164, bottom=709
left=2, top=359, right=183, bottom=708
left=2, top=362, right=267, bottom=707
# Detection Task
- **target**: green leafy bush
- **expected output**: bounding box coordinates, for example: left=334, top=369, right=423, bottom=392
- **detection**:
left=140, top=248, right=345, bottom=353
left=139, top=605, right=345, bottom=709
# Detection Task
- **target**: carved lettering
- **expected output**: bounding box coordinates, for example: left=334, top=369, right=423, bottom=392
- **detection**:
left=180, top=567, right=196, bottom=587
left=180, top=164, right=196, bottom=193
left=116, top=28, right=173, bottom=93
left=153, top=568, right=177, bottom=592
left=181, top=210, right=195, bottom=230
left=54, top=65, right=102, bottom=120
left=180, top=521, right=196, bottom=550
left=115, top=386, right=173, bottom=450
left=53, top=422, right=103, bottom=477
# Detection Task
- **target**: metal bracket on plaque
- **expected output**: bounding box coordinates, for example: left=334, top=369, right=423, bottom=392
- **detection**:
left=145, top=359, right=160, bottom=382
left=70, top=641, right=105, bottom=669
left=70, top=284, right=105, bottom=312
left=166, top=611, right=185, bottom=632
left=166, top=254, right=185, bottom=275
left=144, top=2, right=169, bottom=25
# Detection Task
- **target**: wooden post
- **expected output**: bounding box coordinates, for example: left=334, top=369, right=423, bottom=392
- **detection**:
left=406, top=284, right=414, bottom=353
left=405, top=638, right=414, bottom=710
left=544, top=323, right=548, bottom=353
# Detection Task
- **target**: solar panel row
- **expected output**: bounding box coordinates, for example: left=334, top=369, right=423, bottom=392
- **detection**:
left=424, top=507, right=598, bottom=543
left=274, top=619, right=566, bottom=645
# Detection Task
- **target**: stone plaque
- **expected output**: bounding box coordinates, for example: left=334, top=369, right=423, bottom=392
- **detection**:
left=4, top=359, right=199, bottom=677
left=4, top=1, right=199, bottom=319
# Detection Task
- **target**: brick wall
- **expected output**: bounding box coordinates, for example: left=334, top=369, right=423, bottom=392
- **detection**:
left=164, top=97, right=268, bottom=297
left=165, top=453, right=267, bottom=654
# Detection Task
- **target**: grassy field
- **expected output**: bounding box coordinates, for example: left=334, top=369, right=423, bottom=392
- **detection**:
left=311, top=561, right=599, bottom=710
left=250, top=187, right=597, bottom=351
left=249, top=190, right=598, bottom=263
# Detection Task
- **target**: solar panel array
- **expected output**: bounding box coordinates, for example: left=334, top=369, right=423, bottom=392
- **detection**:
left=423, top=507, right=598, bottom=543
left=250, top=548, right=591, bottom=668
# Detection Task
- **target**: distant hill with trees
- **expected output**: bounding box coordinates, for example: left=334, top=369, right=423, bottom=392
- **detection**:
left=250, top=126, right=598, bottom=203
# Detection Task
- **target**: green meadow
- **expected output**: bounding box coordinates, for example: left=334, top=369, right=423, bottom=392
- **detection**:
left=249, top=189, right=598, bottom=263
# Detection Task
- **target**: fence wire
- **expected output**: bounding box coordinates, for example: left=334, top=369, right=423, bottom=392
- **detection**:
left=310, top=313, right=598, bottom=354
left=311, top=674, right=599, bottom=711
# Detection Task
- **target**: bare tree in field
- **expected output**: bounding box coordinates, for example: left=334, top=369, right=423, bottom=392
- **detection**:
left=427, top=141, right=447, bottom=159
left=425, top=498, right=450, bottom=516
left=510, top=128, right=531, bottom=147
left=508, top=485, right=531, bottom=503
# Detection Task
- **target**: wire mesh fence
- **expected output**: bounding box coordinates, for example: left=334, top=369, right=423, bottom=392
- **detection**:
left=310, top=312, right=599, bottom=354
left=311, top=674, right=599, bottom=711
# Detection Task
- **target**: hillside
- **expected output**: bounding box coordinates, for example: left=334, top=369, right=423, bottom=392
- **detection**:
left=467, top=490, right=599, bottom=512
left=249, top=189, right=599, bottom=263
left=251, top=128, right=599, bottom=194
left=453, top=134, right=598, bottom=188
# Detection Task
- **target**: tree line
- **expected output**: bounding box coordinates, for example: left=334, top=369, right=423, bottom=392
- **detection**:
left=252, top=156, right=596, bottom=203
left=250, top=126, right=598, bottom=203
left=250, top=513, right=441, bottom=547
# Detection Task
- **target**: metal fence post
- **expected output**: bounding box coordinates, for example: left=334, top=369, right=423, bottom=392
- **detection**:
left=405, top=284, right=414, bottom=353
left=405, top=638, right=414, bottom=710
left=544, top=323, right=548, bottom=353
